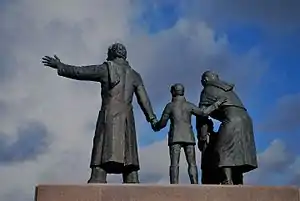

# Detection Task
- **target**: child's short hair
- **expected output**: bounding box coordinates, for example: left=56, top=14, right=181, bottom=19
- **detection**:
left=170, top=83, right=184, bottom=96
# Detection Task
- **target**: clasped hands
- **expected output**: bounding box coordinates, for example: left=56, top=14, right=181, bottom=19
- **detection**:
left=150, top=118, right=160, bottom=132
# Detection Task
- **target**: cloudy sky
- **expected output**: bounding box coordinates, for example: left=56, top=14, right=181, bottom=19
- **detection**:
left=1, top=0, right=300, bottom=200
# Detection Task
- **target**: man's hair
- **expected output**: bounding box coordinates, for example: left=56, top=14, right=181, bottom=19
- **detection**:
left=170, top=83, right=184, bottom=96
left=107, top=43, right=127, bottom=60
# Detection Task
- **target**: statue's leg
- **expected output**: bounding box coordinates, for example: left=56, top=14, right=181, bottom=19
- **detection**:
left=232, top=168, right=243, bottom=185
left=183, top=145, right=198, bottom=184
left=201, top=169, right=212, bottom=184
left=220, top=167, right=233, bottom=185
left=238, top=173, right=244, bottom=185
left=202, top=168, right=221, bottom=184
left=169, top=144, right=181, bottom=184
left=201, top=169, right=207, bottom=184
left=122, top=170, right=139, bottom=183
left=87, top=166, right=107, bottom=183
left=215, top=168, right=222, bottom=184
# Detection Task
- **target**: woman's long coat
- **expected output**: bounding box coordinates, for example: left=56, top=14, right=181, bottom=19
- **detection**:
left=57, top=58, right=156, bottom=173
left=198, top=80, right=258, bottom=173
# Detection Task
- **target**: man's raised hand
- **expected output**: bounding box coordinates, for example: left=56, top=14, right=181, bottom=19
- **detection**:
left=42, top=55, right=61, bottom=69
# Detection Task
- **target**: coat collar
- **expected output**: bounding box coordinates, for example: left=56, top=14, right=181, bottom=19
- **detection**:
left=112, top=58, right=129, bottom=66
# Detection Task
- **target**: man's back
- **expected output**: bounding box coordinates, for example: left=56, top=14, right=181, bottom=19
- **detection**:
left=97, top=58, right=155, bottom=123
left=100, top=59, right=140, bottom=105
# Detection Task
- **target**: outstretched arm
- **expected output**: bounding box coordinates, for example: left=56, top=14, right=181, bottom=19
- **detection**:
left=191, top=97, right=226, bottom=117
left=57, top=63, right=106, bottom=82
left=155, top=104, right=171, bottom=131
left=42, top=55, right=106, bottom=82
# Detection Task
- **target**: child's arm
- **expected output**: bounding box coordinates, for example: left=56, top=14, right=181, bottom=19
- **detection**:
left=154, top=103, right=171, bottom=131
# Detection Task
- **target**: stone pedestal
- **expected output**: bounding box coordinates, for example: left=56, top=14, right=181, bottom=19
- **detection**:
left=35, top=184, right=300, bottom=201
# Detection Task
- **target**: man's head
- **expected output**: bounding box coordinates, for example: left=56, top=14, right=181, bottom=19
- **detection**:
left=107, top=43, right=127, bottom=61
left=201, top=71, right=219, bottom=86
left=170, top=83, right=185, bottom=97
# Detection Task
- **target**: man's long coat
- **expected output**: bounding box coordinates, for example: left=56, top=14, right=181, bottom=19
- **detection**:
left=57, top=58, right=156, bottom=173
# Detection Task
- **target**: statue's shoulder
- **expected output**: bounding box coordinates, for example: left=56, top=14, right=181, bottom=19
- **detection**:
left=130, top=68, right=140, bottom=75
left=166, top=102, right=173, bottom=108
left=206, top=80, right=234, bottom=92
left=186, top=100, right=196, bottom=107
left=130, top=69, right=142, bottom=81
left=163, top=102, right=173, bottom=113
left=100, top=61, right=110, bottom=69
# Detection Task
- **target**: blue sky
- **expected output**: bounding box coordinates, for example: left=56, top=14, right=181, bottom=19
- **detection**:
left=136, top=0, right=300, bottom=153
left=133, top=0, right=300, bottom=186
left=1, top=0, right=300, bottom=200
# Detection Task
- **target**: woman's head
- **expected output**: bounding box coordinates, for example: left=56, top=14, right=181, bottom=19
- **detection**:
left=201, top=71, right=219, bottom=86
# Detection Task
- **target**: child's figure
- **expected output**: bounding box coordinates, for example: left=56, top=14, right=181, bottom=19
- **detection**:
left=199, top=118, right=221, bottom=184
left=154, top=83, right=225, bottom=184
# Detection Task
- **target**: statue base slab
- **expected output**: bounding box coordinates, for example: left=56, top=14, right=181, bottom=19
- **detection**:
left=35, top=184, right=300, bottom=201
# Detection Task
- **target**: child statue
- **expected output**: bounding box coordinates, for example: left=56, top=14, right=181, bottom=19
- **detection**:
left=153, top=83, right=225, bottom=184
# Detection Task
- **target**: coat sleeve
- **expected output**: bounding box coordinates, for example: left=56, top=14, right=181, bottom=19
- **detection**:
left=134, top=72, right=156, bottom=122
left=156, top=103, right=171, bottom=130
left=57, top=63, right=106, bottom=82
left=190, top=100, right=222, bottom=117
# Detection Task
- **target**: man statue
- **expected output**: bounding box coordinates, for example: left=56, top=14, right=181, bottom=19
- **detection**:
left=153, top=83, right=225, bottom=184
left=42, top=43, right=158, bottom=183
left=197, top=71, right=258, bottom=185
left=197, top=118, right=221, bottom=184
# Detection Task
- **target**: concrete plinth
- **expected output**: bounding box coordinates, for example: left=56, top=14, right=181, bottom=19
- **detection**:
left=35, top=184, right=300, bottom=201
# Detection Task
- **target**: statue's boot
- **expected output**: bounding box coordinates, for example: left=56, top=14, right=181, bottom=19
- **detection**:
left=123, top=171, right=139, bottom=183
left=188, top=165, right=199, bottom=184
left=87, top=167, right=107, bottom=183
left=233, top=170, right=244, bottom=185
left=235, top=174, right=243, bottom=185
left=169, top=166, right=179, bottom=184
left=221, top=167, right=233, bottom=185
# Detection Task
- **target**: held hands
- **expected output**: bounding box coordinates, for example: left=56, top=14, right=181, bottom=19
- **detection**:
left=150, top=118, right=160, bottom=132
left=42, top=55, right=61, bottom=69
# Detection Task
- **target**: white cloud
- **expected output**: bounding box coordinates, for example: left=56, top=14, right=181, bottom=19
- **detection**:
left=0, top=0, right=270, bottom=200
left=0, top=0, right=135, bottom=199
left=245, top=139, right=298, bottom=185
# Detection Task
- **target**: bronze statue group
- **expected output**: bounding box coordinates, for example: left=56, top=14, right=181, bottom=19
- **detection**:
left=42, top=43, right=258, bottom=185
